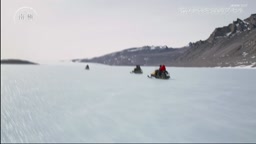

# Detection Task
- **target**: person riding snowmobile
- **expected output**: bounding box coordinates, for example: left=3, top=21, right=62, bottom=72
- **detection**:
left=153, top=65, right=161, bottom=77
left=133, top=65, right=142, bottom=73
left=159, top=65, right=166, bottom=76
left=134, top=65, right=141, bottom=71
left=85, top=65, right=89, bottom=70
left=150, top=64, right=170, bottom=79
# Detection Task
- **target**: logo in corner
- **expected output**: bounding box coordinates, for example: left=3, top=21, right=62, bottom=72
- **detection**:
left=14, top=7, right=38, bottom=24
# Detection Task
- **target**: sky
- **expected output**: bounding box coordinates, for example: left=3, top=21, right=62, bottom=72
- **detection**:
left=1, top=0, right=256, bottom=61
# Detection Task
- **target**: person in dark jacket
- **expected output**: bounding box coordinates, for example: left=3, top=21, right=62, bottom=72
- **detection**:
left=133, top=65, right=142, bottom=73
left=154, top=65, right=161, bottom=77
left=134, top=65, right=141, bottom=71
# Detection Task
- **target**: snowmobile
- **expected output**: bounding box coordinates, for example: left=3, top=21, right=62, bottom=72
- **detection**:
left=131, top=69, right=143, bottom=74
left=130, top=65, right=143, bottom=74
left=148, top=70, right=170, bottom=79
left=85, top=65, right=89, bottom=70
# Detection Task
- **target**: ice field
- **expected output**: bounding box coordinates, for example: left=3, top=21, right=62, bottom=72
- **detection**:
left=1, top=63, right=256, bottom=143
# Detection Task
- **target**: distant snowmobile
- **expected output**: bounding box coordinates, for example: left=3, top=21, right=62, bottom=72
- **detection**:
left=131, top=65, right=143, bottom=74
left=85, top=65, right=89, bottom=70
left=131, top=70, right=143, bottom=74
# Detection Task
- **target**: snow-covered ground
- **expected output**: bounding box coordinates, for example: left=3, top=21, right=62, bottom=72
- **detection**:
left=214, top=63, right=256, bottom=69
left=1, top=63, right=256, bottom=143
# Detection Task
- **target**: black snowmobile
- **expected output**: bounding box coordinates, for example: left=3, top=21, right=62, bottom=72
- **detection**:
left=131, top=69, right=143, bottom=74
left=131, top=65, right=143, bottom=74
left=85, top=65, right=90, bottom=70
left=148, top=70, right=170, bottom=79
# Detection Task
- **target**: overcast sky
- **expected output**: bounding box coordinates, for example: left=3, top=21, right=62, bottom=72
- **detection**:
left=1, top=0, right=256, bottom=61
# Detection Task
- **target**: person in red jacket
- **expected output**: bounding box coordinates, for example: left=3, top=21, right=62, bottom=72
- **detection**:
left=160, top=65, right=166, bottom=71
left=164, top=65, right=166, bottom=71
left=159, top=65, right=166, bottom=76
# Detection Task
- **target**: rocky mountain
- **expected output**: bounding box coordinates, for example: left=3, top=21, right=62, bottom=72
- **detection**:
left=1, top=59, right=38, bottom=65
left=73, top=14, right=256, bottom=67
left=180, top=14, right=256, bottom=67
left=73, top=46, right=189, bottom=66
